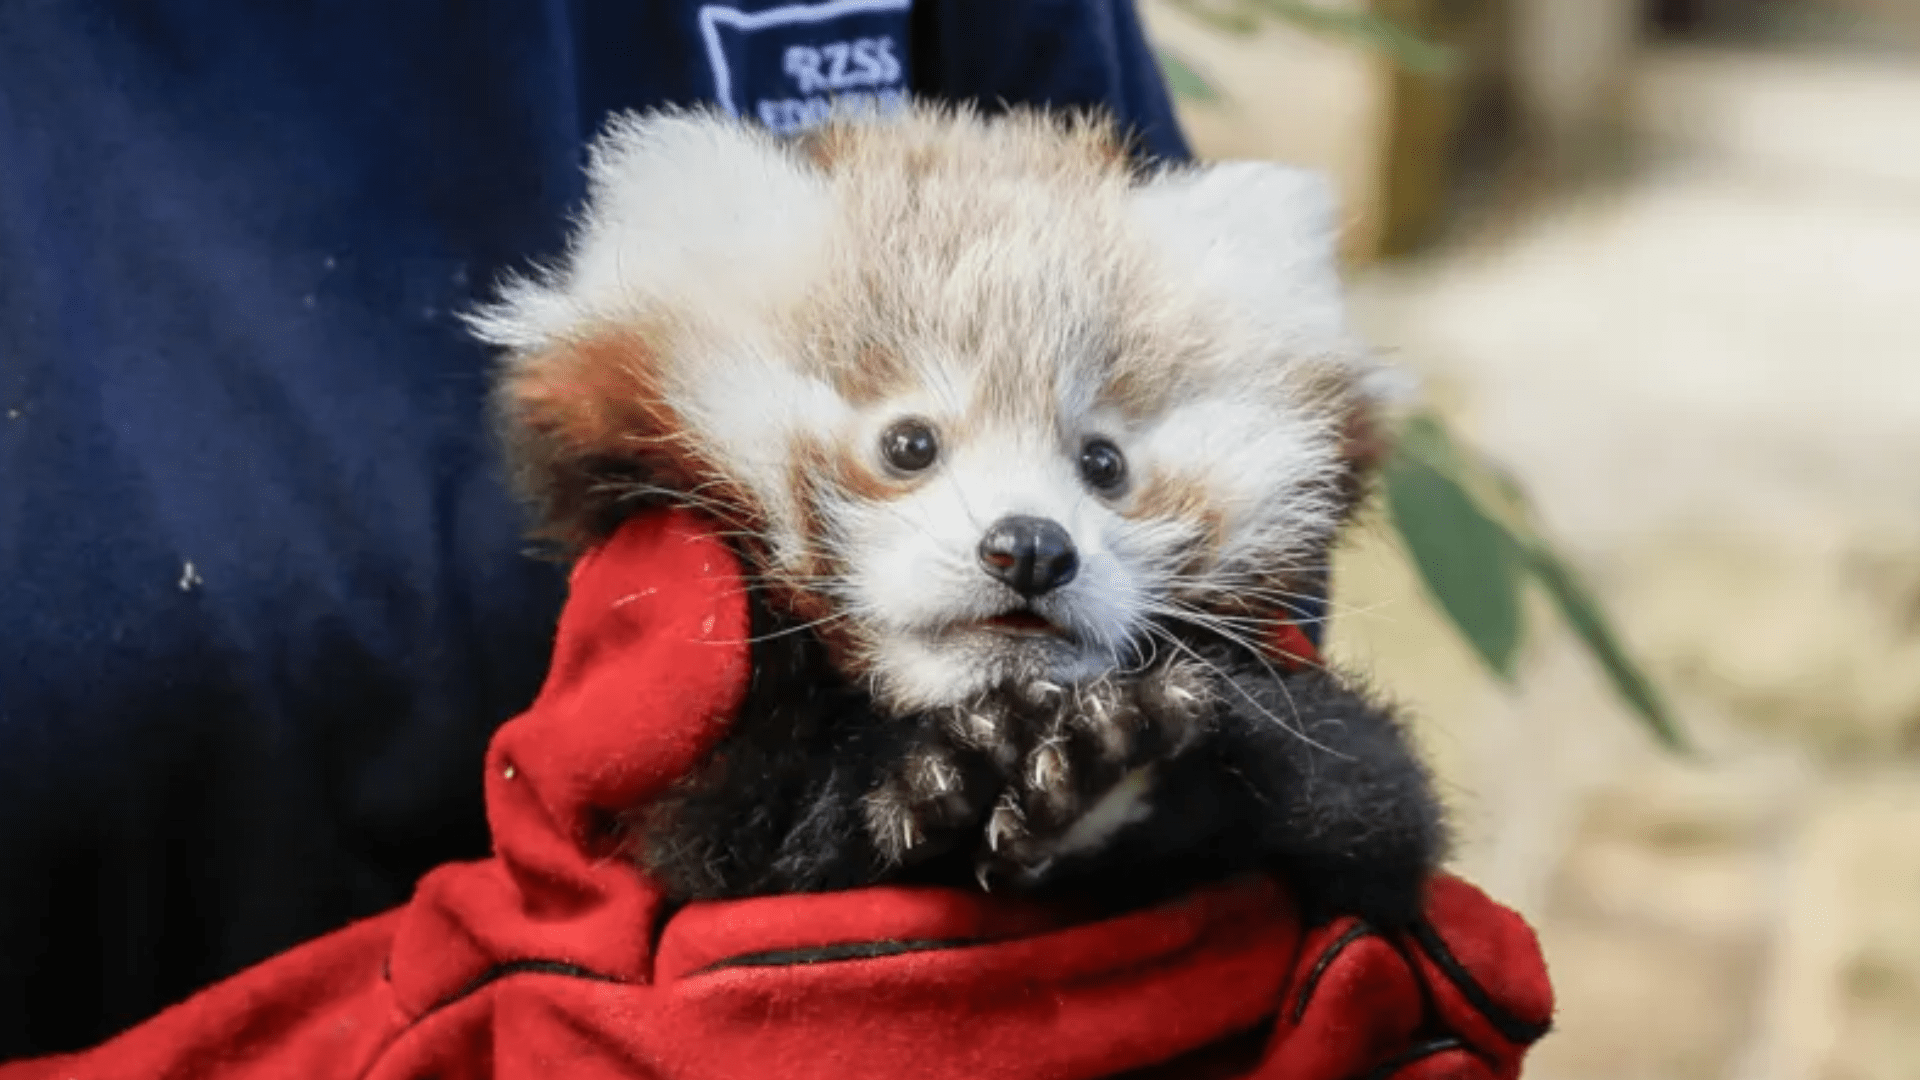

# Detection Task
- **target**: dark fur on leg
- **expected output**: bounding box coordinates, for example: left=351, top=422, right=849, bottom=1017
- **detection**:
left=1016, top=655, right=1447, bottom=928
left=624, top=592, right=994, bottom=897
left=626, top=593, right=1445, bottom=930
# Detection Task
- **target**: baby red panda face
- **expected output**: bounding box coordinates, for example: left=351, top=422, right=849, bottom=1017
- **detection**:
left=473, top=106, right=1387, bottom=710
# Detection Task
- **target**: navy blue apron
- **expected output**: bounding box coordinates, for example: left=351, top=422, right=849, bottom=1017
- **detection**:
left=0, top=0, right=1195, bottom=1056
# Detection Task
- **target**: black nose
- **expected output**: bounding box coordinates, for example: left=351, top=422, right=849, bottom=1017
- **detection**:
left=978, top=515, right=1079, bottom=597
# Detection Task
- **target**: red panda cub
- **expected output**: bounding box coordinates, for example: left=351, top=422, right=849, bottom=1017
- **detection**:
left=470, top=105, right=1443, bottom=927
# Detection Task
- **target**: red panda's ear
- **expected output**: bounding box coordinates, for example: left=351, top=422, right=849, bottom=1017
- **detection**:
left=1341, top=392, right=1393, bottom=479
left=493, top=329, right=693, bottom=553
left=1131, top=161, right=1350, bottom=360
left=1335, top=392, right=1396, bottom=521
left=1299, top=359, right=1402, bottom=521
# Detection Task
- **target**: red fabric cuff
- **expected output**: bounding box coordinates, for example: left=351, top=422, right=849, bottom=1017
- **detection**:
left=1260, top=875, right=1553, bottom=1080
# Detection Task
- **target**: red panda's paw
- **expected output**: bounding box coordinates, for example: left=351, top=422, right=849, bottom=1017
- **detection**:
left=860, top=737, right=995, bottom=866
left=860, top=660, right=1218, bottom=886
left=973, top=660, right=1218, bottom=889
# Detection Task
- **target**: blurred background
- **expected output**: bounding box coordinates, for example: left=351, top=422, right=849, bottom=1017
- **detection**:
left=1141, top=1, right=1920, bottom=1077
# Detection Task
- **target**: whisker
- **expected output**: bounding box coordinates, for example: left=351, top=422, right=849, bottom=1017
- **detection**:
left=710, top=609, right=852, bottom=646
left=1143, top=624, right=1349, bottom=760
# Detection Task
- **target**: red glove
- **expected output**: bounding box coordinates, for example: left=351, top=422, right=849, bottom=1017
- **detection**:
left=1260, top=874, right=1554, bottom=1079
left=0, top=509, right=1554, bottom=1080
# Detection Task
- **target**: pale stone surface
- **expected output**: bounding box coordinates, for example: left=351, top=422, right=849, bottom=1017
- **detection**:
left=1300, top=41, right=1920, bottom=1080
left=1752, top=777, right=1920, bottom=1080
left=1618, top=533, right=1920, bottom=758
left=1511, top=0, right=1642, bottom=150
left=1632, top=46, right=1920, bottom=189
left=1138, top=0, right=1390, bottom=259
left=1149, top=8, right=1920, bottom=1073
left=1523, top=919, right=1764, bottom=1080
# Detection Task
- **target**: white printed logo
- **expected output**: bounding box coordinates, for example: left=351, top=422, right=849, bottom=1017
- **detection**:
left=698, top=0, right=912, bottom=136
left=782, top=38, right=901, bottom=94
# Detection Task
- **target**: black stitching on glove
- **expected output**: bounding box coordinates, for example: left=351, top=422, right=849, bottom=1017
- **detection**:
left=1291, top=921, right=1374, bottom=1023
left=1407, top=922, right=1552, bottom=1045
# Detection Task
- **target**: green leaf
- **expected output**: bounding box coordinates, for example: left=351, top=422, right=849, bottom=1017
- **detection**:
left=1166, top=0, right=1454, bottom=74
left=1526, top=543, right=1692, bottom=753
left=1384, top=441, right=1526, bottom=680
left=1395, top=413, right=1534, bottom=538
left=1167, top=0, right=1263, bottom=36
left=1249, top=1, right=1457, bottom=75
left=1155, top=47, right=1225, bottom=103
left=1385, top=410, right=1688, bottom=752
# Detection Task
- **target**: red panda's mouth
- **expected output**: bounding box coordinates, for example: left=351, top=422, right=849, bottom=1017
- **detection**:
left=980, top=611, right=1071, bottom=639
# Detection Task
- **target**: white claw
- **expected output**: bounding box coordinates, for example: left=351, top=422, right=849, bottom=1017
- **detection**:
left=987, top=794, right=1025, bottom=852
left=864, top=786, right=924, bottom=862
left=1024, top=680, right=1064, bottom=708
left=913, top=753, right=959, bottom=795
left=952, top=709, right=999, bottom=749
left=1079, top=687, right=1110, bottom=728
left=1028, top=738, right=1069, bottom=793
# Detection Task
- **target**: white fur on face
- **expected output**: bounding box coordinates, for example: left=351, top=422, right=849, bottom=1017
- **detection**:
left=1129, top=392, right=1345, bottom=590
left=842, top=420, right=1149, bottom=709
left=471, top=106, right=1382, bottom=710
left=835, top=387, right=1344, bottom=709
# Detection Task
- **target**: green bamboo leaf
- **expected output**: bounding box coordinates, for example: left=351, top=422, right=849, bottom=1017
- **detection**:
left=1396, top=413, right=1535, bottom=539
left=1386, top=411, right=1687, bottom=752
left=1526, top=543, right=1692, bottom=752
left=1250, top=0, right=1457, bottom=75
left=1167, top=0, right=1263, bottom=36
left=1155, top=47, right=1224, bottom=103
left=1384, top=443, right=1526, bottom=680
left=1167, top=0, right=1453, bottom=74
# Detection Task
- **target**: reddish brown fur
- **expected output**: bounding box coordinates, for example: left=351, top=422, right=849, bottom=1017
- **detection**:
left=1282, top=359, right=1388, bottom=518
left=824, top=339, right=914, bottom=407
left=1126, top=469, right=1227, bottom=579
left=488, top=107, right=1379, bottom=671
left=775, top=435, right=889, bottom=669
left=792, top=124, right=852, bottom=171
left=496, top=327, right=765, bottom=552
left=1096, top=326, right=1208, bottom=426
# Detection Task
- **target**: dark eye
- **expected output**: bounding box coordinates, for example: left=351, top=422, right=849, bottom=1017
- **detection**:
left=880, top=418, right=939, bottom=473
left=1079, top=438, right=1127, bottom=492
